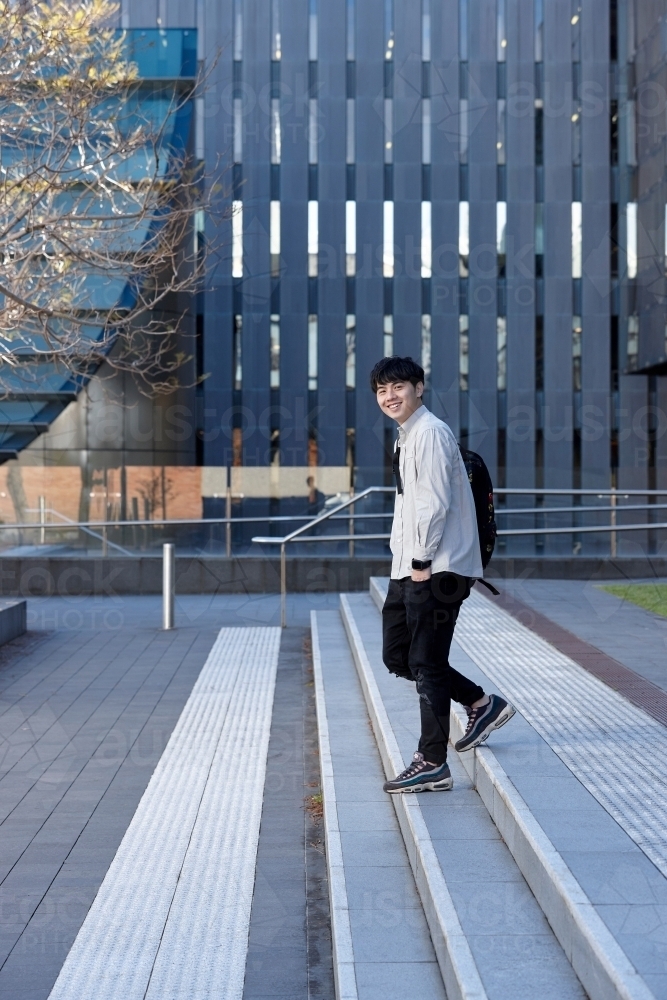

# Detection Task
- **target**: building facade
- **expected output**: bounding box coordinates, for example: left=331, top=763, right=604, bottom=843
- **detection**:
left=9, top=0, right=667, bottom=554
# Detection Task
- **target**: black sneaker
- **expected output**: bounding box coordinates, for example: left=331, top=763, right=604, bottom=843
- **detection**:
left=383, top=752, right=453, bottom=794
left=454, top=694, right=516, bottom=752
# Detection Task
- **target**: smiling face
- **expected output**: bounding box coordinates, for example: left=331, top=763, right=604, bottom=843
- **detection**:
left=375, top=378, right=424, bottom=424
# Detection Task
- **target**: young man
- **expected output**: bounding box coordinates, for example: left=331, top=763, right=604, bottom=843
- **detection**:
left=372, top=355, right=514, bottom=793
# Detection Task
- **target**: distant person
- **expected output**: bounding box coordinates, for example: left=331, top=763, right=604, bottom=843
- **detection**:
left=306, top=475, right=324, bottom=513
left=371, top=356, right=515, bottom=793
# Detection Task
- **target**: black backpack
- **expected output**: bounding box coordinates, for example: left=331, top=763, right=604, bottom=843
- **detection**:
left=459, top=447, right=497, bottom=570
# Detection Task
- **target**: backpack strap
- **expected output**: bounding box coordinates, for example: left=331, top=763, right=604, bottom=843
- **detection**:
left=392, top=438, right=403, bottom=495
left=474, top=578, right=500, bottom=597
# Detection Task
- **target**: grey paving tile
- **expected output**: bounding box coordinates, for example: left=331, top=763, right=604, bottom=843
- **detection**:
left=331, top=775, right=387, bottom=803
left=348, top=908, right=434, bottom=963
left=478, top=966, right=587, bottom=1000
left=561, top=850, right=667, bottom=905
left=327, top=757, right=383, bottom=778
left=344, top=865, right=423, bottom=911
left=355, top=961, right=446, bottom=1000
left=335, top=801, right=397, bottom=832
left=417, top=798, right=501, bottom=840
left=528, top=807, right=637, bottom=853
left=448, top=880, right=554, bottom=936
left=509, top=773, right=604, bottom=812
left=597, top=903, right=667, bottom=936
left=472, top=933, right=588, bottom=996
left=644, top=973, right=667, bottom=999
left=595, top=906, right=667, bottom=975
left=430, top=836, right=525, bottom=883
left=0, top=973, right=66, bottom=1000
left=340, top=831, right=413, bottom=867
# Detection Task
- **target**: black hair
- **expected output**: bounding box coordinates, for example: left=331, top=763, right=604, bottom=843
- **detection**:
left=369, top=355, right=425, bottom=393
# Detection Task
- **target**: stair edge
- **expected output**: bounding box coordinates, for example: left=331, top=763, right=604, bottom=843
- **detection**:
left=311, top=611, right=359, bottom=1000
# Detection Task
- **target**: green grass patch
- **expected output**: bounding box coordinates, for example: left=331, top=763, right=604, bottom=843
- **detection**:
left=599, top=584, right=667, bottom=618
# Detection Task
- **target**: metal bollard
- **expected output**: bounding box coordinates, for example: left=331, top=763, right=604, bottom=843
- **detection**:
left=39, top=495, right=46, bottom=545
left=280, top=542, right=286, bottom=629
left=163, top=543, right=175, bottom=630
left=226, top=483, right=232, bottom=558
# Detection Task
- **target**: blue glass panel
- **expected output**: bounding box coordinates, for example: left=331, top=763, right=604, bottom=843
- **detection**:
left=119, top=29, right=197, bottom=80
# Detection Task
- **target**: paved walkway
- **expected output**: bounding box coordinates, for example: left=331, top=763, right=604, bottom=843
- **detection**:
left=0, top=595, right=337, bottom=1000
left=0, top=622, right=218, bottom=999
left=2, top=583, right=666, bottom=999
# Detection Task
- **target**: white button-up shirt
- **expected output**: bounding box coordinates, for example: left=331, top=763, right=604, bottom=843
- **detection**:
left=390, top=405, right=483, bottom=580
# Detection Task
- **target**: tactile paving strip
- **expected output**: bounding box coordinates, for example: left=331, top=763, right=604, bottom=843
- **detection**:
left=489, top=587, right=667, bottom=727
left=49, top=626, right=281, bottom=1000
left=455, top=592, right=667, bottom=879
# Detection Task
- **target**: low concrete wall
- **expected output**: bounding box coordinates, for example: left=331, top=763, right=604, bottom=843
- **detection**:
left=0, top=557, right=393, bottom=596
left=0, top=599, right=27, bottom=642
left=0, top=555, right=665, bottom=596
left=487, top=556, right=667, bottom=582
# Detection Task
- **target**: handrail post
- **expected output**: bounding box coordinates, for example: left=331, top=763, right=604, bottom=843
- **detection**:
left=163, top=543, right=175, bottom=630
left=102, top=525, right=108, bottom=557
left=610, top=487, right=617, bottom=558
left=39, top=495, right=46, bottom=544
left=280, top=542, right=286, bottom=629
left=225, top=467, right=232, bottom=558
left=348, top=487, right=355, bottom=558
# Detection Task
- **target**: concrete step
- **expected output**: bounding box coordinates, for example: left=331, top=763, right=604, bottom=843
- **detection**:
left=371, top=577, right=667, bottom=1000
left=341, top=583, right=661, bottom=1000
left=311, top=610, right=448, bottom=1000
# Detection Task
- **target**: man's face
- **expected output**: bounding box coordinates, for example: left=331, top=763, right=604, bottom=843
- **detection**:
left=375, top=379, right=423, bottom=424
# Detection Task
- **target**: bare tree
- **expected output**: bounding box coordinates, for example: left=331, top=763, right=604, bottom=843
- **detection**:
left=0, top=0, right=216, bottom=395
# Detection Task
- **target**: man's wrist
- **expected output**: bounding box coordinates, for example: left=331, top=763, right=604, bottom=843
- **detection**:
left=411, top=558, right=432, bottom=571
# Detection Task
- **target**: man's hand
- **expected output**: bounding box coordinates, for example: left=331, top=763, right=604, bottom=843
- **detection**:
left=411, top=566, right=432, bottom=583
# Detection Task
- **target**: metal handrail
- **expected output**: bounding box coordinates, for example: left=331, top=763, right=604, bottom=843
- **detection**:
left=497, top=503, right=667, bottom=515
left=26, top=507, right=133, bottom=556
left=253, top=524, right=667, bottom=545
left=2, top=515, right=346, bottom=529
left=493, top=488, right=667, bottom=495
left=3, top=486, right=666, bottom=630
left=255, top=518, right=667, bottom=627
left=4, top=486, right=664, bottom=534
left=250, top=485, right=667, bottom=627
left=251, top=486, right=389, bottom=625
left=7, top=501, right=667, bottom=529
left=500, top=522, right=667, bottom=536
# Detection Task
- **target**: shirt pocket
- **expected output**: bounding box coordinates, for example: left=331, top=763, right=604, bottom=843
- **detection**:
left=402, top=452, right=417, bottom=487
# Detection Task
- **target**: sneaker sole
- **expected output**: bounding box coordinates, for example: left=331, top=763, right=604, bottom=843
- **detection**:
left=455, top=703, right=516, bottom=753
left=384, top=776, right=454, bottom=794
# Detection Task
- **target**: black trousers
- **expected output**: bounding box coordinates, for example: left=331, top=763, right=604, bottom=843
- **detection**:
left=382, top=572, right=484, bottom=765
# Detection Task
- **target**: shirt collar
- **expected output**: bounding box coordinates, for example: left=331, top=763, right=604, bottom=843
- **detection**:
left=397, top=404, right=428, bottom=443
